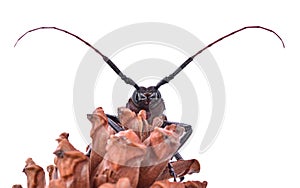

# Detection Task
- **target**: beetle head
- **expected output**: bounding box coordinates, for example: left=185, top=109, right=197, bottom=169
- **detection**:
left=132, top=86, right=162, bottom=110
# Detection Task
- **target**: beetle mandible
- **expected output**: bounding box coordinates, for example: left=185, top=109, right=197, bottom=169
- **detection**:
left=14, top=26, right=285, bottom=181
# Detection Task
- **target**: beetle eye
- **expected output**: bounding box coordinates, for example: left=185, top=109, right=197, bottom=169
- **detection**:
left=149, top=92, right=159, bottom=100
left=137, top=93, right=147, bottom=101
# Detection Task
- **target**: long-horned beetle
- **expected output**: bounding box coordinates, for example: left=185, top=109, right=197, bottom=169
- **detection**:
left=14, top=26, right=285, bottom=181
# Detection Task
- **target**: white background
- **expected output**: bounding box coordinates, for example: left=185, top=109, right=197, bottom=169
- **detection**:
left=0, top=0, right=299, bottom=187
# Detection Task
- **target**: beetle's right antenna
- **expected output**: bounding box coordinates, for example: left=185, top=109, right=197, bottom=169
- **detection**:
left=156, top=26, right=285, bottom=89
left=14, top=27, right=140, bottom=90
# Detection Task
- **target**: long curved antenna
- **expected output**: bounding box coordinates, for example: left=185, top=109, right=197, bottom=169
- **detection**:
left=14, top=26, right=140, bottom=90
left=156, top=26, right=285, bottom=89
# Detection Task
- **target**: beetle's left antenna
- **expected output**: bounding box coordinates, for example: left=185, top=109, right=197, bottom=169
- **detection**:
left=14, top=26, right=140, bottom=90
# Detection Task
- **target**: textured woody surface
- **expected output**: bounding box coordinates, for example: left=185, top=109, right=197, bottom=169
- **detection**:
left=138, top=125, right=184, bottom=188
left=150, top=180, right=208, bottom=188
left=54, top=150, right=90, bottom=188
left=53, top=132, right=90, bottom=188
left=157, top=159, right=200, bottom=180
left=14, top=107, right=207, bottom=188
left=22, top=158, right=46, bottom=188
left=99, top=177, right=133, bottom=188
left=184, top=181, right=208, bottom=188
left=92, top=129, right=146, bottom=188
left=48, top=179, right=66, bottom=188
left=88, top=107, right=115, bottom=177
left=12, top=185, right=23, bottom=188
left=47, top=165, right=58, bottom=181
left=118, top=107, right=155, bottom=142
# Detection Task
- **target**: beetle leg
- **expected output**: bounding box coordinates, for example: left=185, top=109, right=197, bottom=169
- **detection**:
left=168, top=162, right=177, bottom=182
left=106, top=114, right=121, bottom=124
left=85, top=114, right=123, bottom=157
left=106, top=114, right=125, bottom=133
left=174, top=152, right=183, bottom=160
left=85, top=144, right=92, bottom=157
left=163, top=121, right=193, bottom=182
left=162, top=121, right=193, bottom=151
